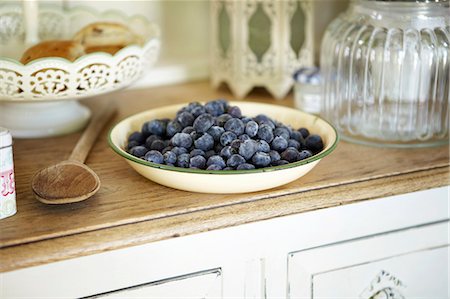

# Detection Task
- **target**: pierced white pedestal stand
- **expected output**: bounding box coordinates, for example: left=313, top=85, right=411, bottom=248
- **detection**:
left=0, top=101, right=91, bottom=138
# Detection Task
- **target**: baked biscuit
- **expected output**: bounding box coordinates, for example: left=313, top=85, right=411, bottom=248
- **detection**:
left=20, top=40, right=85, bottom=64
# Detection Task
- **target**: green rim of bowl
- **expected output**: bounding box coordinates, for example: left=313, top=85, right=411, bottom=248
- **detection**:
left=108, top=106, right=340, bottom=175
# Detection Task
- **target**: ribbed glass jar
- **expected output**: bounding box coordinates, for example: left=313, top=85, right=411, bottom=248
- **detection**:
left=321, top=0, right=449, bottom=147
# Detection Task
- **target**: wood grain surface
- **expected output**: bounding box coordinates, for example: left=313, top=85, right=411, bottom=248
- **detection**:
left=1, top=81, right=449, bottom=272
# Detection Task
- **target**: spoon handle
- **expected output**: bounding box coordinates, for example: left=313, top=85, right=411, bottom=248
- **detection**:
left=69, top=102, right=116, bottom=163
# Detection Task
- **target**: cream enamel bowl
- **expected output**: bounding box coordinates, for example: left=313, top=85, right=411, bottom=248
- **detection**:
left=109, top=102, right=339, bottom=194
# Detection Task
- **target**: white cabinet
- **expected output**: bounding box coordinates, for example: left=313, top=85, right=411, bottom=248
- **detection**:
left=1, top=187, right=448, bottom=298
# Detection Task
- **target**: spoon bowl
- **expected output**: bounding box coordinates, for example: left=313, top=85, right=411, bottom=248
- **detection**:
left=32, top=161, right=100, bottom=204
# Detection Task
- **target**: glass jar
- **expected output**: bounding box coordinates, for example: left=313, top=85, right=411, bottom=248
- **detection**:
left=321, top=0, right=449, bottom=147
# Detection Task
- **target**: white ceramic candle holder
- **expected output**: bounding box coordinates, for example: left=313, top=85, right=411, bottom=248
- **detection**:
left=0, top=4, right=160, bottom=138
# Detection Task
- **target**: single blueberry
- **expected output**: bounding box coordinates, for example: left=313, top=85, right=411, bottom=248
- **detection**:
left=166, top=120, right=183, bottom=138
left=239, top=139, right=258, bottom=160
left=216, top=99, right=230, bottom=111
left=240, top=117, right=252, bottom=124
left=145, top=135, right=161, bottom=148
left=257, top=140, right=271, bottom=153
left=207, top=155, right=226, bottom=169
left=193, top=113, right=214, bottom=133
left=129, top=145, right=148, bottom=158
left=239, top=134, right=251, bottom=141
left=271, top=159, right=289, bottom=166
left=281, top=147, right=300, bottom=162
left=128, top=131, right=145, bottom=143
left=189, top=104, right=207, bottom=118
left=227, top=106, right=242, bottom=118
left=190, top=155, right=206, bottom=169
left=254, top=114, right=272, bottom=124
left=182, top=126, right=195, bottom=134
left=257, top=124, right=274, bottom=143
left=227, top=154, right=246, bottom=168
left=305, top=134, right=324, bottom=154
left=259, top=119, right=276, bottom=130
left=298, top=128, right=310, bottom=139
left=171, top=132, right=193, bottom=149
left=287, top=139, right=301, bottom=150
left=150, top=139, right=166, bottom=152
left=230, top=139, right=242, bottom=150
left=298, top=149, right=313, bottom=160
left=190, top=149, right=206, bottom=158
left=142, top=119, right=166, bottom=137
left=274, top=127, right=290, bottom=140
left=224, top=118, right=245, bottom=136
left=245, top=121, right=259, bottom=138
left=269, top=150, right=281, bottom=163
left=163, top=151, right=177, bottom=164
left=290, top=130, right=305, bottom=144
left=176, top=153, right=190, bottom=168
left=176, top=111, right=195, bottom=127
left=220, top=131, right=237, bottom=146
left=252, top=152, right=271, bottom=167
left=194, top=133, right=214, bottom=151
left=144, top=150, right=164, bottom=164
left=171, top=146, right=188, bottom=156
left=271, top=136, right=288, bottom=152
left=205, top=100, right=225, bottom=116
left=237, top=163, right=255, bottom=170
left=215, top=114, right=233, bottom=127
left=126, top=140, right=140, bottom=151
left=207, top=164, right=223, bottom=171
left=220, top=146, right=236, bottom=159
left=207, top=126, right=225, bottom=142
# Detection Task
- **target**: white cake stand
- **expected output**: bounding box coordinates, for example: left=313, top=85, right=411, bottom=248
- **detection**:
left=0, top=4, right=160, bottom=138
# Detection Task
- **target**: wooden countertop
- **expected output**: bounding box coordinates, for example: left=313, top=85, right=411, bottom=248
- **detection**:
left=1, top=81, right=449, bottom=272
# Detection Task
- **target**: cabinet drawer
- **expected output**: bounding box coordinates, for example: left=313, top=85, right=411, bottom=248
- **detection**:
left=287, top=222, right=449, bottom=298
left=86, top=269, right=222, bottom=299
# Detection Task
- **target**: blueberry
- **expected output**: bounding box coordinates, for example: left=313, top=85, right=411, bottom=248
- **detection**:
left=220, top=131, right=237, bottom=146
left=163, top=151, right=177, bottom=164
left=162, top=146, right=173, bottom=154
left=128, top=131, right=145, bottom=143
left=193, top=113, right=214, bottom=133
left=257, top=124, right=274, bottom=143
left=298, top=149, right=313, bottom=160
left=215, top=114, right=233, bottom=127
left=227, top=154, right=246, bottom=168
left=220, top=146, right=236, bottom=159
left=281, top=147, right=300, bottom=162
left=207, top=155, right=226, bottom=169
left=129, top=145, right=148, bottom=158
left=227, top=106, right=242, bottom=118
left=271, top=136, right=288, bottom=152
left=150, top=139, right=166, bottom=152
left=190, top=149, right=206, bottom=158
left=298, top=128, right=310, bottom=139
left=171, top=132, right=193, bottom=149
left=254, top=114, right=272, bottom=124
left=240, top=117, right=252, bottom=124
left=126, top=140, right=140, bottom=151
left=287, top=139, right=301, bottom=150
left=171, top=146, right=188, bottom=156
left=205, top=100, right=225, bottom=116
left=305, top=134, right=324, bottom=154
left=176, top=153, right=190, bottom=168
left=237, top=163, right=255, bottom=170
left=190, top=155, right=206, bottom=169
left=257, top=140, right=271, bottom=153
left=274, top=127, right=290, bottom=140
left=182, top=126, right=195, bottom=134
left=239, top=139, right=258, bottom=160
left=166, top=120, right=183, bottom=138
left=230, top=139, right=242, bottom=150
left=290, top=130, right=305, bottom=144
left=207, top=164, right=223, bottom=171
left=142, top=120, right=166, bottom=137
left=207, top=126, right=225, bottom=142
left=269, top=150, right=281, bottom=163
left=205, top=150, right=216, bottom=160
left=239, top=134, right=251, bottom=141
left=245, top=121, right=259, bottom=138
left=252, top=152, right=271, bottom=167
left=145, top=135, right=161, bottom=148
left=190, top=131, right=198, bottom=141
left=271, top=159, right=289, bottom=166
left=224, top=118, right=245, bottom=136
left=144, top=150, right=164, bottom=164
left=223, top=166, right=234, bottom=170
left=188, top=103, right=206, bottom=118
left=216, top=99, right=230, bottom=111
left=176, top=111, right=195, bottom=127
left=259, top=119, right=276, bottom=130
left=194, top=133, right=214, bottom=151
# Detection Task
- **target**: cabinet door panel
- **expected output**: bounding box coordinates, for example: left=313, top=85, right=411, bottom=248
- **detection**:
left=288, top=222, right=449, bottom=298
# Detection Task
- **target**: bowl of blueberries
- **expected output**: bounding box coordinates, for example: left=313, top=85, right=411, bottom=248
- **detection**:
left=109, top=100, right=338, bottom=193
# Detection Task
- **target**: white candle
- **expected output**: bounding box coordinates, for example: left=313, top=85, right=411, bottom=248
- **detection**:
left=23, top=0, right=39, bottom=46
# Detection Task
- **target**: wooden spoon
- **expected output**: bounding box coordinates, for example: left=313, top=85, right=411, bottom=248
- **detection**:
left=32, top=102, right=116, bottom=204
